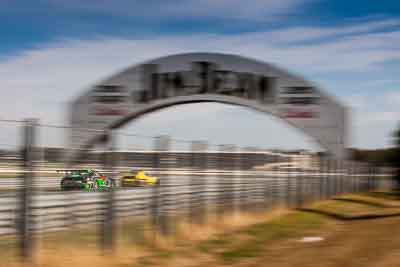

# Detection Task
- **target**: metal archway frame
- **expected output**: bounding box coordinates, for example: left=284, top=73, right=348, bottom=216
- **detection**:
left=69, top=53, right=348, bottom=161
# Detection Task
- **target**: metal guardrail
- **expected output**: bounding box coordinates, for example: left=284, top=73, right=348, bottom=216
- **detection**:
left=0, top=169, right=387, bottom=190
left=0, top=171, right=391, bottom=235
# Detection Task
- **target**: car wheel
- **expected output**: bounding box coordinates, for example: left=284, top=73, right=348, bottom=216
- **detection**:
left=93, top=181, right=98, bottom=191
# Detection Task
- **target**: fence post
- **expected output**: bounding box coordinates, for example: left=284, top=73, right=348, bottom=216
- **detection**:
left=238, top=148, right=243, bottom=212
left=151, top=141, right=160, bottom=238
left=296, top=161, right=303, bottom=209
left=337, top=161, right=342, bottom=195
left=362, top=163, right=366, bottom=192
left=249, top=147, right=262, bottom=211
left=311, top=156, right=318, bottom=203
left=286, top=156, right=292, bottom=208
left=200, top=143, right=209, bottom=220
left=344, top=161, right=348, bottom=194
left=215, top=145, right=234, bottom=215
left=347, top=161, right=351, bottom=194
left=354, top=162, right=359, bottom=193
left=102, top=129, right=116, bottom=251
left=18, top=119, right=37, bottom=261
left=358, top=162, right=363, bottom=193
left=335, top=160, right=339, bottom=196
left=261, top=149, right=270, bottom=210
left=326, top=159, right=331, bottom=199
left=318, top=158, right=323, bottom=201
left=374, top=164, right=380, bottom=191
left=320, top=159, right=325, bottom=200
left=233, top=147, right=242, bottom=213
left=154, top=135, right=171, bottom=236
left=343, top=161, right=348, bottom=194
left=368, top=163, right=375, bottom=192
left=189, top=141, right=208, bottom=224
left=271, top=153, right=280, bottom=207
left=332, top=160, right=337, bottom=197
left=216, top=146, right=224, bottom=217
left=351, top=161, right=356, bottom=193
left=327, top=159, right=332, bottom=198
left=227, top=145, right=236, bottom=213
left=242, top=147, right=259, bottom=212
left=372, top=163, right=377, bottom=191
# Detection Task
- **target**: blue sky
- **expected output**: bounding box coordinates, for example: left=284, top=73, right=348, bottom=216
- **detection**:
left=0, top=0, right=399, bottom=151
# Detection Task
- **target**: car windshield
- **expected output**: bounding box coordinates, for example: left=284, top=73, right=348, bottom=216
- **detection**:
left=67, top=170, right=89, bottom=175
left=65, top=174, right=86, bottom=180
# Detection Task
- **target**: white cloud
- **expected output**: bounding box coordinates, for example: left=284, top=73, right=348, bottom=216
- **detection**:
left=171, top=0, right=307, bottom=19
left=358, top=79, right=400, bottom=88
left=348, top=90, right=400, bottom=148
left=349, top=91, right=400, bottom=125
left=344, top=95, right=368, bottom=109
left=383, top=90, right=400, bottom=107
left=261, top=19, right=400, bottom=44
left=358, top=111, right=400, bottom=125
left=43, top=0, right=307, bottom=20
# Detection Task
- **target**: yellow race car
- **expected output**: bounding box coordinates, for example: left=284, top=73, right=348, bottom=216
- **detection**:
left=120, top=170, right=160, bottom=187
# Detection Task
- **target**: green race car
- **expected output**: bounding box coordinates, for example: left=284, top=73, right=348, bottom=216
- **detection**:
left=59, top=169, right=114, bottom=191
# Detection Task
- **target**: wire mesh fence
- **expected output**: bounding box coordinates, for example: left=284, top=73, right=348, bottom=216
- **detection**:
left=0, top=119, right=395, bottom=260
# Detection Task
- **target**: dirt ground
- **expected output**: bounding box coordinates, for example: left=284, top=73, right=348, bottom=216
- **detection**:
left=132, top=194, right=400, bottom=267
left=246, top=216, right=400, bottom=267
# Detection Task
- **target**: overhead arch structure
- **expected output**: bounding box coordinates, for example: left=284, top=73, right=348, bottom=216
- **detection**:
left=69, top=53, right=348, bottom=160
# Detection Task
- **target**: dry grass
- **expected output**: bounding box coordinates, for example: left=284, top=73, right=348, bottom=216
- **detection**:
left=335, top=193, right=400, bottom=208
left=35, top=245, right=145, bottom=267
left=2, top=192, right=400, bottom=267
left=0, top=208, right=292, bottom=267
left=174, top=207, right=291, bottom=243
left=305, top=195, right=400, bottom=219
